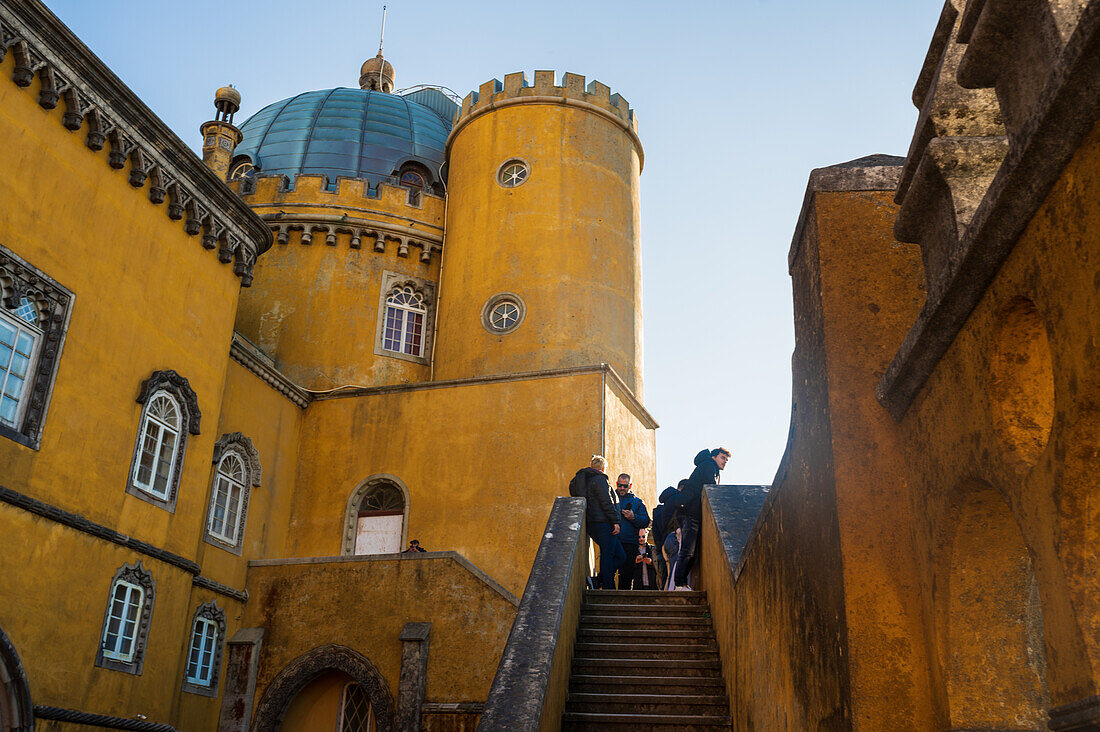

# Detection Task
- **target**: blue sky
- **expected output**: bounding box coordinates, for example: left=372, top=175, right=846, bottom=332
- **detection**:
left=46, top=1, right=942, bottom=489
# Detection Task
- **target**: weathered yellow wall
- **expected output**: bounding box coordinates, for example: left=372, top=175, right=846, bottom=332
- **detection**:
left=244, top=555, right=518, bottom=715
left=233, top=174, right=443, bottom=391
left=281, top=670, right=350, bottom=730
left=897, top=118, right=1100, bottom=719
left=811, top=189, right=937, bottom=729
left=602, top=378, right=657, bottom=509
left=0, top=50, right=250, bottom=727
left=287, top=372, right=606, bottom=597
left=436, top=95, right=643, bottom=394
left=196, top=360, right=305, bottom=590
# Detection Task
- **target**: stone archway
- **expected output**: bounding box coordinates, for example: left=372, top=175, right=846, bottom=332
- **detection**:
left=0, top=625, right=33, bottom=732
left=252, top=644, right=395, bottom=732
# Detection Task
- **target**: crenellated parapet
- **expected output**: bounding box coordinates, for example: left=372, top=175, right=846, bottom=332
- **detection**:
left=448, top=71, right=643, bottom=168
left=231, top=173, right=444, bottom=264
left=0, top=0, right=271, bottom=286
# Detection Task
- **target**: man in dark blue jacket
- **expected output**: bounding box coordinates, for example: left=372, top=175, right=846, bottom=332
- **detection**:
left=613, top=473, right=650, bottom=589
left=670, top=447, right=730, bottom=589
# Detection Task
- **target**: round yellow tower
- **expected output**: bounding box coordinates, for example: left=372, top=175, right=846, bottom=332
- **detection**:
left=434, top=71, right=645, bottom=394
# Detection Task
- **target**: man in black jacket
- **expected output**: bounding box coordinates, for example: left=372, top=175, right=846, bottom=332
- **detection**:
left=670, top=447, right=730, bottom=589
left=572, top=455, right=624, bottom=590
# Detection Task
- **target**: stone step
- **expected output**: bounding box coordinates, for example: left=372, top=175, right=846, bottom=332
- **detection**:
left=579, top=615, right=710, bottom=630
left=562, top=711, right=732, bottom=731
left=577, top=627, right=715, bottom=641
left=571, top=658, right=721, bottom=678
left=584, top=589, right=707, bottom=604
left=566, top=692, right=730, bottom=715
left=581, top=602, right=711, bottom=616
left=569, top=674, right=725, bottom=697
left=573, top=642, right=719, bottom=660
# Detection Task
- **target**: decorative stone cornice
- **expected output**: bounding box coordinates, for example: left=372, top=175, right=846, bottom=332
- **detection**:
left=229, top=332, right=311, bottom=409
left=0, top=0, right=271, bottom=286
left=261, top=211, right=442, bottom=264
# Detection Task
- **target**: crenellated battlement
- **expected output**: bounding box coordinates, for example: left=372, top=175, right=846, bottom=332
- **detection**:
left=454, top=71, right=638, bottom=132
left=230, top=173, right=445, bottom=216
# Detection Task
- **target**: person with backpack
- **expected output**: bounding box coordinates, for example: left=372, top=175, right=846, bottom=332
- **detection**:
left=669, top=447, right=730, bottom=590
left=652, top=480, right=685, bottom=589
left=569, top=455, right=624, bottom=590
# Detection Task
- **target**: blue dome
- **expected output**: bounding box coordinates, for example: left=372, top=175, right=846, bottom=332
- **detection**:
left=234, top=88, right=453, bottom=189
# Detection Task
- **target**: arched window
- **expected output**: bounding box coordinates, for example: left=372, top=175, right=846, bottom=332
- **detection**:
left=127, top=370, right=201, bottom=511
left=205, top=433, right=261, bottom=554
left=182, top=602, right=226, bottom=697
left=343, top=476, right=409, bottom=556
left=131, top=391, right=180, bottom=500
left=96, top=562, right=155, bottom=675
left=0, top=301, right=42, bottom=431
left=399, top=170, right=425, bottom=190
left=208, top=453, right=246, bottom=544
left=382, top=286, right=427, bottom=358
left=338, top=682, right=377, bottom=732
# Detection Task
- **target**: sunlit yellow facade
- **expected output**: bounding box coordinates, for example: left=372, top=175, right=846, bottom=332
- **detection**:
left=0, top=1, right=655, bottom=729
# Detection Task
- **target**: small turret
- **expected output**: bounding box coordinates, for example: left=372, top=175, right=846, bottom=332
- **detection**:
left=359, top=53, right=395, bottom=93
left=200, top=84, right=244, bottom=181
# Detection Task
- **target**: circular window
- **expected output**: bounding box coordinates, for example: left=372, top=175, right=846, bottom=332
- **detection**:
left=497, top=159, right=529, bottom=188
left=481, top=293, right=526, bottom=334
left=228, top=161, right=255, bottom=180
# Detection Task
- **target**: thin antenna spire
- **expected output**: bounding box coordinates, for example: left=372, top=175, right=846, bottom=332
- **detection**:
left=377, top=4, right=387, bottom=92
left=378, top=5, right=387, bottom=55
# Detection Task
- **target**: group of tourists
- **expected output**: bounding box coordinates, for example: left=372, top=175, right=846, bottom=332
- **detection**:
left=572, top=447, right=731, bottom=591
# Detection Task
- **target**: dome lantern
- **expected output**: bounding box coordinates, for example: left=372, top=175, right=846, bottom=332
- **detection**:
left=214, top=85, right=241, bottom=122
left=359, top=53, right=395, bottom=93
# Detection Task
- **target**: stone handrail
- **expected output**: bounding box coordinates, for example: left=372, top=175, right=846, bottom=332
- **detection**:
left=477, top=497, right=587, bottom=732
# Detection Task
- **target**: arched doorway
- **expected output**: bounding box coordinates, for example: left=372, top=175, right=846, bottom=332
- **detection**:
left=0, top=626, right=33, bottom=732
left=939, top=480, right=1050, bottom=729
left=252, top=645, right=394, bottom=732
left=342, top=475, right=410, bottom=556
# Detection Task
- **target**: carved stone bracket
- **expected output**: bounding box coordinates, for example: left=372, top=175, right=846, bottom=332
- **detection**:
left=0, top=2, right=271, bottom=285
left=258, top=214, right=441, bottom=265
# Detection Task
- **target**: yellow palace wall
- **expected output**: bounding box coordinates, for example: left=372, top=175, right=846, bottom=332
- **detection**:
left=0, top=49, right=254, bottom=729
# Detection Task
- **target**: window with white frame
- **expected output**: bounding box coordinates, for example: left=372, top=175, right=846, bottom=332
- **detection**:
left=131, top=391, right=181, bottom=500
left=382, top=286, right=427, bottom=357
left=0, top=303, right=41, bottom=430
left=101, top=580, right=143, bottom=662
left=338, top=682, right=377, bottom=732
left=181, top=601, right=226, bottom=696
left=208, top=453, right=246, bottom=544
left=126, top=370, right=201, bottom=512
left=204, top=433, right=261, bottom=554
left=373, top=271, right=436, bottom=366
left=96, top=562, right=155, bottom=675
left=0, top=244, right=74, bottom=449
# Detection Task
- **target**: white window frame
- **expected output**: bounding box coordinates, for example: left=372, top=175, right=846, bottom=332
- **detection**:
left=382, top=286, right=427, bottom=357
left=207, top=452, right=246, bottom=545
left=130, top=391, right=182, bottom=501
left=0, top=307, right=42, bottom=431
left=185, top=616, right=219, bottom=686
left=100, top=579, right=144, bottom=662
left=373, top=271, right=436, bottom=366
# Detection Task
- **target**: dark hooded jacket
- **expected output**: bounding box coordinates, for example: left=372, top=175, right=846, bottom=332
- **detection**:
left=574, top=467, right=620, bottom=526
left=651, top=485, right=680, bottom=548
left=670, top=449, right=720, bottom=523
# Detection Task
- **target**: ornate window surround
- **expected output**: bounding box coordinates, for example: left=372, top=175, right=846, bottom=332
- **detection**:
left=341, top=474, right=411, bottom=556
left=125, top=370, right=201, bottom=513
left=204, top=432, right=261, bottom=556
left=373, top=270, right=436, bottom=366
left=0, top=243, right=74, bottom=450
left=95, top=561, right=155, bottom=676
left=181, top=601, right=227, bottom=697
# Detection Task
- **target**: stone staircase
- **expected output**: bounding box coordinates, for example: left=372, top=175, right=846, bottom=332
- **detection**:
left=562, top=589, right=732, bottom=731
